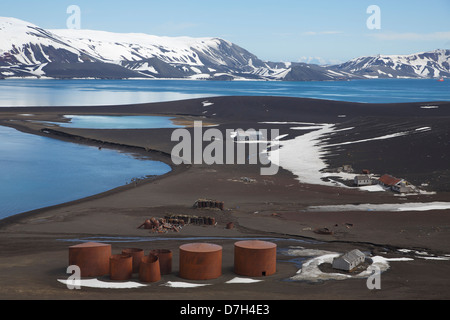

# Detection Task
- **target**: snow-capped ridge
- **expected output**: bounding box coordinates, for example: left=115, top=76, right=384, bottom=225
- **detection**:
left=1, top=17, right=449, bottom=81
left=331, top=49, right=450, bottom=79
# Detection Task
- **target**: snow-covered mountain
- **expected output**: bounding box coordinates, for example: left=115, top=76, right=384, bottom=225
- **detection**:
left=330, top=50, right=450, bottom=79
left=0, top=17, right=355, bottom=81
left=0, top=17, right=448, bottom=81
left=0, top=17, right=282, bottom=80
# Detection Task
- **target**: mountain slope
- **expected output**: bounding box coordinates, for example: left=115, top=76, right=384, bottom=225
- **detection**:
left=0, top=17, right=351, bottom=80
left=0, top=17, right=449, bottom=81
left=49, top=28, right=287, bottom=79
left=0, top=17, right=142, bottom=78
left=331, top=50, right=450, bottom=79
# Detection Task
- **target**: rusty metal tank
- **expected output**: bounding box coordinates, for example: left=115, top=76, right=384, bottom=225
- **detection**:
left=149, top=249, right=172, bottom=275
left=179, top=243, right=222, bottom=280
left=68, top=242, right=111, bottom=277
left=234, top=240, right=277, bottom=277
left=139, top=255, right=161, bottom=283
left=122, top=248, right=144, bottom=273
left=109, top=254, right=133, bottom=281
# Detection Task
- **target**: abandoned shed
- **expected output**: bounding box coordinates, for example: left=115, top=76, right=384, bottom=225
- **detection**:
left=332, top=249, right=366, bottom=272
left=354, top=175, right=372, bottom=186
left=378, top=174, right=401, bottom=187
left=391, top=181, right=415, bottom=194
left=378, top=174, right=415, bottom=193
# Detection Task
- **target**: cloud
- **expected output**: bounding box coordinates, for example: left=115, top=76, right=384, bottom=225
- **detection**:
left=369, top=31, right=450, bottom=41
left=298, top=56, right=344, bottom=66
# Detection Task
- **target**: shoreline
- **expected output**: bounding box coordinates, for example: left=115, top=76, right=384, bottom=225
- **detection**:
left=0, top=119, right=191, bottom=226
left=1, top=95, right=450, bottom=299
left=1, top=95, right=449, bottom=231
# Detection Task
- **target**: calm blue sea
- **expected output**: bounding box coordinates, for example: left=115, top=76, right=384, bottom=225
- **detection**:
left=0, top=78, right=449, bottom=219
left=42, top=115, right=184, bottom=129
left=0, top=125, right=171, bottom=219
left=0, top=78, right=449, bottom=107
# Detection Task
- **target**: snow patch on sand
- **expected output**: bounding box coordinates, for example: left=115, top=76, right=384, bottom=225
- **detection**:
left=397, top=249, right=450, bottom=261
left=307, top=201, right=450, bottom=212
left=202, top=101, right=214, bottom=107
left=263, top=121, right=432, bottom=191
left=358, top=184, right=387, bottom=192
left=260, top=121, right=329, bottom=126
left=161, top=281, right=212, bottom=288
left=325, top=131, right=409, bottom=147
left=284, top=248, right=413, bottom=282
left=268, top=123, right=335, bottom=186
left=420, top=105, right=439, bottom=109
left=226, top=277, right=263, bottom=284
left=57, top=278, right=148, bottom=289
left=415, top=127, right=431, bottom=132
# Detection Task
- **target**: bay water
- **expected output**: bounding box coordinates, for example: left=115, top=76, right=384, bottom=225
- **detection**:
left=0, top=125, right=171, bottom=219
left=0, top=78, right=449, bottom=107
left=1, top=78, right=449, bottom=219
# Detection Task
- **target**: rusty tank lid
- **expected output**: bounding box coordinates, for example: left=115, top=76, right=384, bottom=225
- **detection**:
left=234, top=240, right=276, bottom=249
left=180, top=243, right=222, bottom=253
left=69, top=242, right=111, bottom=248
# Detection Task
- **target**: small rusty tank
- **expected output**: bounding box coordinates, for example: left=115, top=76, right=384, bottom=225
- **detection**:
left=149, top=249, right=173, bottom=275
left=109, top=254, right=133, bottom=281
left=122, top=248, right=144, bottom=273
left=139, top=255, right=161, bottom=283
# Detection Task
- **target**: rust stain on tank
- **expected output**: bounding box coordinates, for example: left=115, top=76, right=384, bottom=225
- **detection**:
left=179, top=243, right=222, bottom=280
left=234, top=240, right=277, bottom=277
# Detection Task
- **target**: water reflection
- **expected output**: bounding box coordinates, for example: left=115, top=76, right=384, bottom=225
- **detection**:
left=0, top=78, right=449, bottom=107
left=0, top=125, right=171, bottom=219
left=44, top=115, right=184, bottom=129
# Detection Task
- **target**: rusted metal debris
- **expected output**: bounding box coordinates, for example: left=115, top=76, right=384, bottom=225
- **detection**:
left=313, top=227, right=333, bottom=235
left=138, top=214, right=217, bottom=233
left=193, top=199, right=224, bottom=210
left=137, top=217, right=182, bottom=233
left=165, top=214, right=217, bottom=226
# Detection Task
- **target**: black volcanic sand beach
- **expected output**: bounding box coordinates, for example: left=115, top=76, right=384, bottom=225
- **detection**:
left=0, top=96, right=449, bottom=301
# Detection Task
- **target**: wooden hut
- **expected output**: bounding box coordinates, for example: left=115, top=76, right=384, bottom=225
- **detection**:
left=332, top=249, right=366, bottom=272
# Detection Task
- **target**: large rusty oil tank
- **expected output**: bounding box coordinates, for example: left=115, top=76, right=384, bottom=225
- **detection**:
left=122, top=248, right=144, bottom=273
left=139, top=255, right=161, bottom=283
left=234, top=240, right=277, bottom=277
left=109, top=254, right=133, bottom=281
left=179, top=243, right=222, bottom=280
left=149, top=249, right=172, bottom=275
left=68, top=242, right=111, bottom=277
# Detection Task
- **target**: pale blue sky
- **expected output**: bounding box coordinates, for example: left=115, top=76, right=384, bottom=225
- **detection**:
left=3, top=0, right=450, bottom=63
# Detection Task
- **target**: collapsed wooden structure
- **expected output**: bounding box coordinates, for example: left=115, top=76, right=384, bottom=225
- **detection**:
left=193, top=199, right=224, bottom=210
